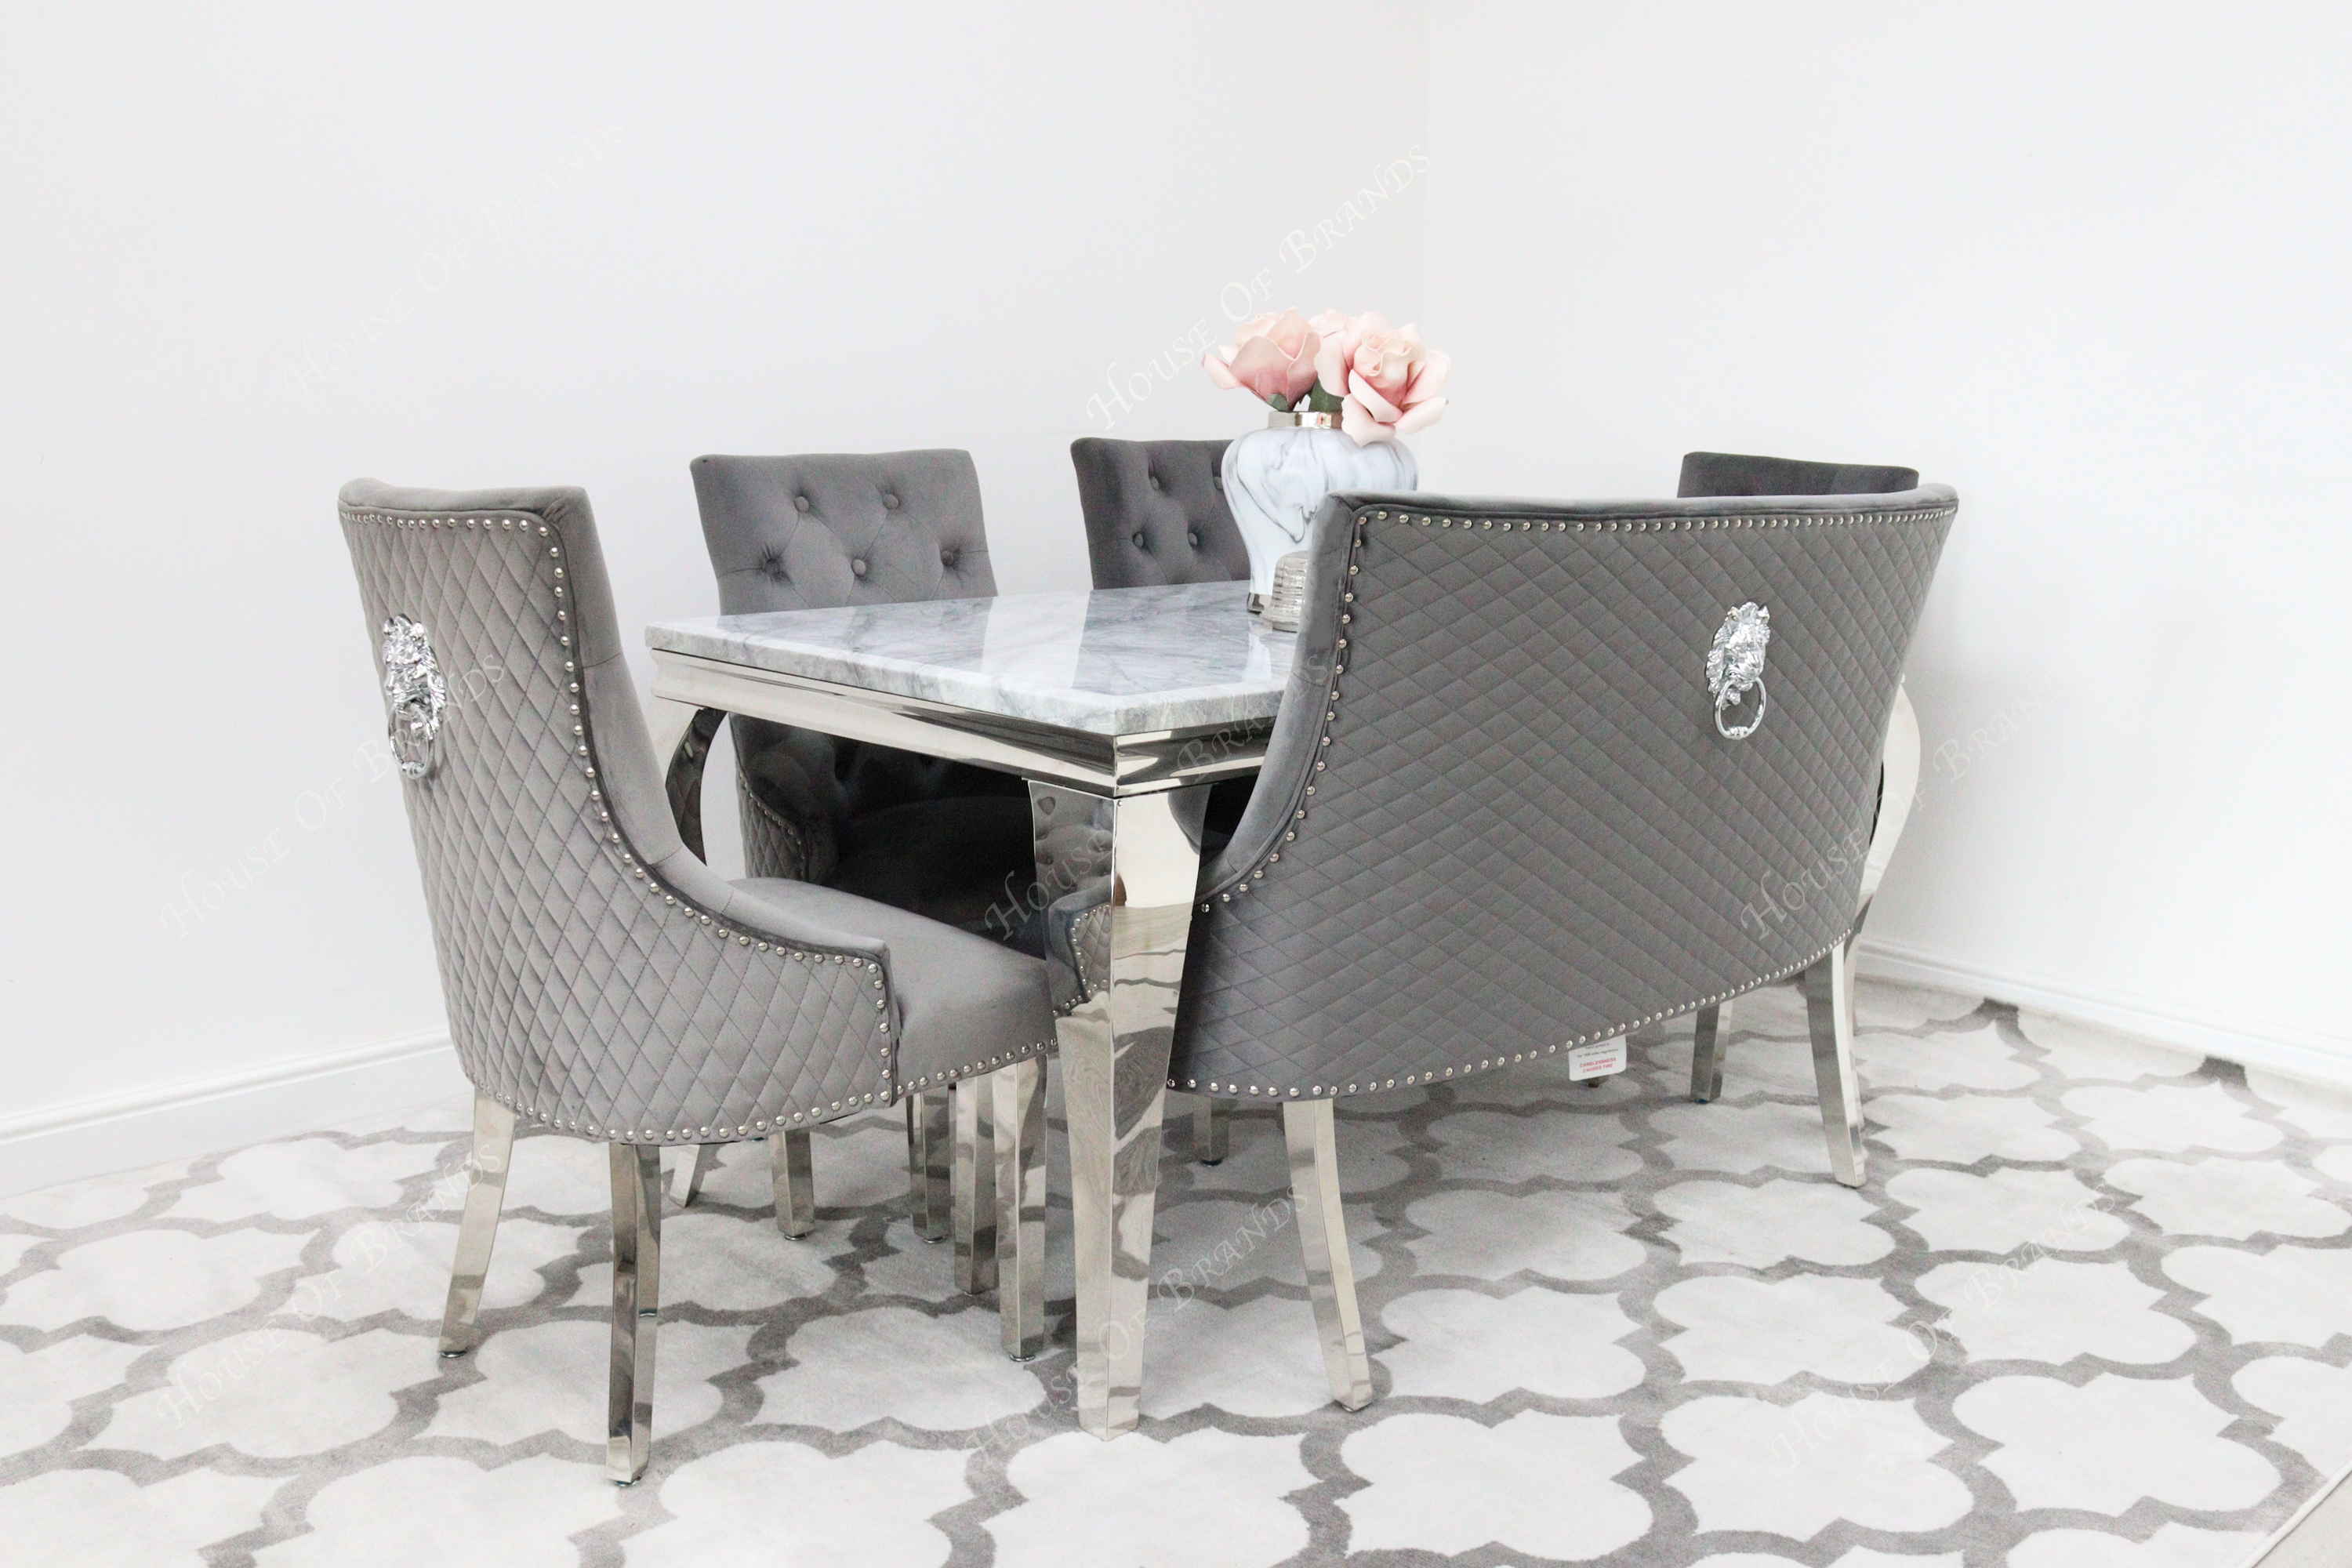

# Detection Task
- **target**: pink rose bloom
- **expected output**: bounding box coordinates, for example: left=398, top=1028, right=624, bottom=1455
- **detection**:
left=1308, top=310, right=1363, bottom=397
left=1337, top=314, right=1449, bottom=445
left=1203, top=309, right=1322, bottom=406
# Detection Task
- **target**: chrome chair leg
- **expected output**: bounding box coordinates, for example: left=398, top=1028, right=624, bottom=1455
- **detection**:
left=906, top=1089, right=951, bottom=1241
left=1282, top=1099, right=1373, bottom=1411
left=438, top=1092, right=517, bottom=1356
left=993, top=1058, right=1048, bottom=1359
left=953, top=1076, right=999, bottom=1294
left=1192, top=1094, right=1232, bottom=1163
left=667, top=1142, right=720, bottom=1209
left=1806, top=944, right=1867, bottom=1187
left=770, top=1129, right=813, bottom=1238
left=1690, top=1004, right=1726, bottom=1103
left=607, top=1142, right=662, bottom=1485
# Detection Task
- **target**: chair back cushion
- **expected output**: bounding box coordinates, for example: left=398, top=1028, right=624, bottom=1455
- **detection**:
left=1173, top=485, right=1955, bottom=1098
left=1070, top=437, right=1249, bottom=588
left=691, top=450, right=995, bottom=612
left=339, top=480, right=896, bottom=1142
left=1679, top=451, right=1919, bottom=498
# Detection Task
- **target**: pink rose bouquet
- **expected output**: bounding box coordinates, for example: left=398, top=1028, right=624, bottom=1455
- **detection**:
left=1203, top=307, right=1448, bottom=445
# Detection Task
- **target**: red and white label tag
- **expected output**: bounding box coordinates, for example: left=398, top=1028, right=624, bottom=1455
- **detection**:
left=1567, top=1038, right=1628, bottom=1080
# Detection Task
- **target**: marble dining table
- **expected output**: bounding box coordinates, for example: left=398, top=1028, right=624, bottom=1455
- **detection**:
left=643, top=581, right=1292, bottom=1439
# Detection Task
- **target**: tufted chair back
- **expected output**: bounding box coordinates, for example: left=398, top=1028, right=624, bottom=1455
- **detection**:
left=694, top=449, right=996, bottom=611
left=691, top=451, right=1022, bottom=884
left=1070, top=438, right=1250, bottom=589
left=338, top=480, right=899, bottom=1142
left=1171, top=484, right=1955, bottom=1100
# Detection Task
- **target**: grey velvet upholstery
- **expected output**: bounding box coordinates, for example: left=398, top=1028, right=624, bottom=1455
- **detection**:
left=689, top=452, right=1034, bottom=942
left=1678, top=451, right=1919, bottom=499
left=339, top=478, right=1054, bottom=1145
left=1069, top=438, right=1249, bottom=588
left=1171, top=484, right=1955, bottom=1097
left=1068, top=437, right=1255, bottom=845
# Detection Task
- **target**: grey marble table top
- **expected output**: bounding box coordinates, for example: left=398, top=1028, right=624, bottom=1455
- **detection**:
left=646, top=582, right=1292, bottom=736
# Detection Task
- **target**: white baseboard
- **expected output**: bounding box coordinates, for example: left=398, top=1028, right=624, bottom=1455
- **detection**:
left=0, top=1031, right=468, bottom=1200
left=1856, top=935, right=2352, bottom=1087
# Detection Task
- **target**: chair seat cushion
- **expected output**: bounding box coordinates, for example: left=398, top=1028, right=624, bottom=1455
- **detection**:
left=731, top=877, right=1054, bottom=1088
left=827, top=797, right=1042, bottom=953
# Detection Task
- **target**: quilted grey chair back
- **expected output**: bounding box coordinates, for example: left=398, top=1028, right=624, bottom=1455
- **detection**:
left=1070, top=438, right=1250, bottom=588
left=1172, top=484, right=1956, bottom=1098
left=339, top=479, right=896, bottom=1142
left=691, top=451, right=1014, bottom=882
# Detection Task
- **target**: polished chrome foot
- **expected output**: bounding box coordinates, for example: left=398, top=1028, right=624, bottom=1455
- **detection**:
left=1192, top=1094, right=1232, bottom=1163
left=607, top=1142, right=662, bottom=1484
left=1283, top=1099, right=1372, bottom=1410
left=668, top=1142, right=720, bottom=1209
left=770, top=1129, right=813, bottom=1238
left=439, top=1094, right=518, bottom=1356
left=954, top=1076, right=999, bottom=1294
left=1690, top=1004, right=1726, bottom=1103
left=906, top=1089, right=951, bottom=1242
left=993, top=1058, right=1048, bottom=1359
left=1806, top=945, right=1866, bottom=1187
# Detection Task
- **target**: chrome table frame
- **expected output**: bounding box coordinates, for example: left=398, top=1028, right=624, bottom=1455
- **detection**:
left=646, top=648, right=1272, bottom=1440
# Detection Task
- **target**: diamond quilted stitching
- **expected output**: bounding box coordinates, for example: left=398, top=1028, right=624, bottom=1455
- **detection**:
left=1174, top=503, right=1951, bottom=1095
left=339, top=502, right=891, bottom=1143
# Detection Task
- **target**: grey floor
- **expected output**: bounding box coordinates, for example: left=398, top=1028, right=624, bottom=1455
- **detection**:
left=3, top=978, right=2350, bottom=1566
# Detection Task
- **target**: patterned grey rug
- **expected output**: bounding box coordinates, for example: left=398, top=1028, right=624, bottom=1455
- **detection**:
left=4, top=978, right=2350, bottom=1566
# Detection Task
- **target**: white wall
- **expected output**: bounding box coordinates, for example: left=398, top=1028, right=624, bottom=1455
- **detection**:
left=11, top=2, right=2347, bottom=1195
left=0, top=2, right=1431, bottom=1191
left=1419, top=2, right=2352, bottom=1076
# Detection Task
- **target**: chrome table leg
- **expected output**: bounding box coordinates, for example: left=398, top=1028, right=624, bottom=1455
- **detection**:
left=770, top=1130, right=814, bottom=1237
left=438, top=1092, right=517, bottom=1356
left=906, top=1090, right=951, bottom=1242
left=1192, top=1094, right=1232, bottom=1163
left=1690, top=1004, right=1726, bottom=1103
left=954, top=1076, right=999, bottom=1294
left=607, top=1142, right=662, bottom=1484
left=668, top=1143, right=719, bottom=1209
left=993, top=1057, right=1048, bottom=1359
left=1032, top=779, right=1207, bottom=1439
left=1806, top=943, right=1867, bottom=1187
left=1283, top=1099, right=1373, bottom=1410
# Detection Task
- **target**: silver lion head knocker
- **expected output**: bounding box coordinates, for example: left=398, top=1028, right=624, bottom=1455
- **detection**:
left=1707, top=602, right=1771, bottom=739
left=380, top=615, right=448, bottom=779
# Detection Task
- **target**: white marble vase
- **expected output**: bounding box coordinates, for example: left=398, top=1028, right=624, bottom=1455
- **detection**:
left=1221, top=412, right=1417, bottom=605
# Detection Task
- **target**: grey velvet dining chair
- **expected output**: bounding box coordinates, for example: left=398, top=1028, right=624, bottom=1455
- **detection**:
left=1167, top=477, right=1954, bottom=1411
left=678, top=451, right=1039, bottom=1294
left=338, top=478, right=1055, bottom=1482
left=1066, top=436, right=1254, bottom=1163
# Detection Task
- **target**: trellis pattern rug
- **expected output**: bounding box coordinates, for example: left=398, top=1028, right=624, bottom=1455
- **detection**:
left=4, top=980, right=2350, bottom=1566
